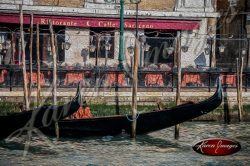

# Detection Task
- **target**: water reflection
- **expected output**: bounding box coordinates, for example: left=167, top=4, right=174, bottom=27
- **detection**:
left=0, top=122, right=249, bottom=165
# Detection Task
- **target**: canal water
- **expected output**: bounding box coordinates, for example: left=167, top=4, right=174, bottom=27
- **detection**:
left=0, top=122, right=249, bottom=166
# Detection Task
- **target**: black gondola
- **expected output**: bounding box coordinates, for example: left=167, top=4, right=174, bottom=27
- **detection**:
left=41, top=79, right=222, bottom=138
left=0, top=83, right=82, bottom=139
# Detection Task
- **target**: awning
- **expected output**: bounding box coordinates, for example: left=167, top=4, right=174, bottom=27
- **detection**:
left=0, top=13, right=200, bottom=30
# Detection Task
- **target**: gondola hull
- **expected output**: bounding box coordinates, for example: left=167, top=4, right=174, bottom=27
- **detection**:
left=0, top=83, right=82, bottom=139
left=41, top=80, right=222, bottom=138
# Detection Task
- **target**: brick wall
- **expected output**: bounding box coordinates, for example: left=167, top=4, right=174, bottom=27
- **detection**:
left=125, top=0, right=176, bottom=11
left=34, top=0, right=85, bottom=7
left=34, top=0, right=175, bottom=11
left=0, top=0, right=33, bottom=5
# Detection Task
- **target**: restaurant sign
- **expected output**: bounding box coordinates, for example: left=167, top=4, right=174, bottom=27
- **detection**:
left=0, top=13, right=200, bottom=30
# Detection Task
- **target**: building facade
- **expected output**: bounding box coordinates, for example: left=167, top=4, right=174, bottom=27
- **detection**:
left=1, top=0, right=250, bottom=106
left=0, top=0, right=220, bottom=68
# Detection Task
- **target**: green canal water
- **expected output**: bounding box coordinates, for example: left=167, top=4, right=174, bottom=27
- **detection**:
left=0, top=122, right=249, bottom=166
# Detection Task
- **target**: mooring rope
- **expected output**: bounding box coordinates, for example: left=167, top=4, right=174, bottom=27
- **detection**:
left=126, top=113, right=140, bottom=122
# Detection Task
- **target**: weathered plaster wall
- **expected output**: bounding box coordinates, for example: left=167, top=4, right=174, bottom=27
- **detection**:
left=64, top=28, right=89, bottom=65
left=0, top=0, right=33, bottom=5
left=181, top=18, right=210, bottom=68
left=175, top=0, right=214, bottom=12
left=64, top=19, right=213, bottom=68
left=64, top=29, right=150, bottom=67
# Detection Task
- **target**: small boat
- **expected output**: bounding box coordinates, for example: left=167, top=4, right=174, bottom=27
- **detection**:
left=41, top=79, right=222, bottom=138
left=0, top=83, right=82, bottom=139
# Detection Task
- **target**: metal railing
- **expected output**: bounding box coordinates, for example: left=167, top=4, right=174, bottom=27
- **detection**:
left=0, top=65, right=249, bottom=92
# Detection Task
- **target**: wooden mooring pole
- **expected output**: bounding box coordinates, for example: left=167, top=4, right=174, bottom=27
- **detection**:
left=49, top=20, right=57, bottom=107
left=20, top=5, right=30, bottom=110
left=223, top=85, right=230, bottom=124
left=11, top=32, right=15, bottom=65
left=131, top=38, right=139, bottom=139
left=236, top=58, right=243, bottom=122
left=175, top=32, right=181, bottom=139
left=36, top=23, right=41, bottom=107
left=28, top=14, right=34, bottom=99
left=49, top=20, right=59, bottom=139
left=240, top=57, right=244, bottom=119
left=10, top=32, right=15, bottom=91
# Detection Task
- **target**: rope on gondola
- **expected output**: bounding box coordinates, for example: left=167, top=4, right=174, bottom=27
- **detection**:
left=126, top=113, right=140, bottom=122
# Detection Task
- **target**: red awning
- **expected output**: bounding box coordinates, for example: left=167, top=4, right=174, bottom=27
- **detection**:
left=0, top=13, right=200, bottom=30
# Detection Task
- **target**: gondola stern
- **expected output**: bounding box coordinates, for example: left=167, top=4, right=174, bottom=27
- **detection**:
left=61, top=82, right=84, bottom=118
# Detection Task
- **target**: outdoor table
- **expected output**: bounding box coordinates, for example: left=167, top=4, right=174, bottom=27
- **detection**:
left=105, top=72, right=125, bottom=86
left=0, top=69, right=7, bottom=84
left=221, top=74, right=236, bottom=87
left=181, top=73, right=201, bottom=86
left=144, top=73, right=164, bottom=86
left=26, top=72, right=46, bottom=86
left=64, top=72, right=84, bottom=85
